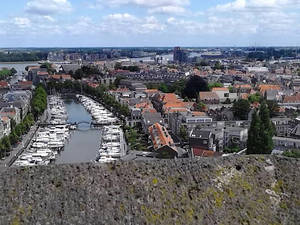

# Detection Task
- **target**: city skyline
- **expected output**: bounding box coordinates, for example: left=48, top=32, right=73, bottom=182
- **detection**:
left=0, top=0, right=300, bottom=47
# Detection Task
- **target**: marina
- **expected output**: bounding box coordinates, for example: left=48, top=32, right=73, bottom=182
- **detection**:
left=97, top=125, right=127, bottom=163
left=77, top=95, right=119, bottom=126
left=76, top=95, right=127, bottom=163
left=12, top=94, right=127, bottom=166
left=13, top=95, right=70, bottom=167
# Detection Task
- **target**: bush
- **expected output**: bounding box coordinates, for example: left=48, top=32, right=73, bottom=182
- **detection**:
left=283, top=149, right=300, bottom=158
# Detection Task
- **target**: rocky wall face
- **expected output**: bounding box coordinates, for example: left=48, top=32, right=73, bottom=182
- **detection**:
left=0, top=156, right=299, bottom=225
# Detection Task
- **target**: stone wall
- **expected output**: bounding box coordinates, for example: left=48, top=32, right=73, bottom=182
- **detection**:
left=0, top=156, right=299, bottom=225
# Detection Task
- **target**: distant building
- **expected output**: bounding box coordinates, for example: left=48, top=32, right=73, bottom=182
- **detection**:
left=0, top=116, right=11, bottom=139
left=273, top=137, right=300, bottom=150
left=212, top=87, right=238, bottom=103
left=246, top=67, right=269, bottom=73
left=189, top=127, right=222, bottom=157
left=199, top=92, right=220, bottom=104
left=271, top=117, right=293, bottom=137
left=50, top=74, right=72, bottom=82
left=12, top=81, right=33, bottom=90
left=0, top=107, right=21, bottom=124
left=142, top=112, right=163, bottom=133
left=173, top=47, right=188, bottom=64
left=60, top=64, right=81, bottom=74
left=223, top=127, right=248, bottom=148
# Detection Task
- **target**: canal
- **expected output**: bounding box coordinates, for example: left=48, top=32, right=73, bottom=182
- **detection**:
left=55, top=98, right=101, bottom=164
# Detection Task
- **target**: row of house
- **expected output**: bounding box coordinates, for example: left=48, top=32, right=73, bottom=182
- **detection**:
left=0, top=90, right=32, bottom=139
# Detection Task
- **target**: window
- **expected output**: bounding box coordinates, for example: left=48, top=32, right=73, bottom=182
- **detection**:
left=224, top=93, right=229, bottom=97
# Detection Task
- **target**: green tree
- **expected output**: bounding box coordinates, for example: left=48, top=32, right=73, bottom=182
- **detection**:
left=0, top=142, right=5, bottom=158
left=259, top=101, right=274, bottom=136
left=31, top=85, right=47, bottom=119
left=9, top=131, right=19, bottom=145
left=40, top=62, right=55, bottom=74
left=10, top=68, right=17, bottom=75
left=183, top=75, right=209, bottom=99
left=266, top=100, right=279, bottom=118
left=179, top=125, right=188, bottom=142
left=208, top=82, right=223, bottom=90
left=213, top=61, right=224, bottom=70
left=247, top=102, right=274, bottom=155
left=73, top=69, right=84, bottom=80
left=247, top=111, right=261, bottom=154
left=114, top=76, right=124, bottom=88
left=259, top=101, right=274, bottom=153
left=248, top=93, right=262, bottom=103
left=232, top=99, right=250, bottom=120
left=283, top=149, right=300, bottom=158
left=10, top=119, right=16, bottom=131
left=159, top=83, right=169, bottom=93
left=195, top=102, right=206, bottom=111
left=2, top=136, right=11, bottom=152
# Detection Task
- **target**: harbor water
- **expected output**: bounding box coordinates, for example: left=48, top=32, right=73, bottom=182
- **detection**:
left=55, top=98, right=101, bottom=164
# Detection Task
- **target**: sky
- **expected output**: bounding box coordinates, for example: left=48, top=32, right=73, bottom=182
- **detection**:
left=0, top=0, right=300, bottom=47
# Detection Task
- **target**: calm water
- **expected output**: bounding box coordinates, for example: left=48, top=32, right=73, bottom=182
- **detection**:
left=55, top=99, right=100, bottom=164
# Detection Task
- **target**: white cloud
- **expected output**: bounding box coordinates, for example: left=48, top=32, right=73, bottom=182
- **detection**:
left=66, top=17, right=98, bottom=35
left=106, top=13, right=137, bottom=22
left=43, top=16, right=55, bottom=22
left=99, top=0, right=189, bottom=7
left=100, top=13, right=165, bottom=34
left=149, top=6, right=186, bottom=14
left=25, top=0, right=72, bottom=15
left=214, top=0, right=300, bottom=12
left=92, top=0, right=189, bottom=14
left=13, top=17, right=31, bottom=28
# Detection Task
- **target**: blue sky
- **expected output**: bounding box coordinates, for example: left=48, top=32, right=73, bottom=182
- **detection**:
left=0, top=0, right=300, bottom=47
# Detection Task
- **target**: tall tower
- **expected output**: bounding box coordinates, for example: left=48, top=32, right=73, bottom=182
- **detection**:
left=173, top=47, right=187, bottom=64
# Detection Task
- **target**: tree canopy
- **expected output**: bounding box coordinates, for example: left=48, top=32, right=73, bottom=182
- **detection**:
left=248, top=93, right=262, bottom=103
left=31, top=85, right=47, bottom=119
left=183, top=76, right=209, bottom=99
left=0, top=68, right=13, bottom=80
left=247, top=102, right=274, bottom=155
left=232, top=99, right=250, bottom=120
left=208, top=82, right=223, bottom=90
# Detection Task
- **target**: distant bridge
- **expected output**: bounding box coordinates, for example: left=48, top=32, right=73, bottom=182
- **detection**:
left=39, top=121, right=91, bottom=127
left=74, top=121, right=91, bottom=125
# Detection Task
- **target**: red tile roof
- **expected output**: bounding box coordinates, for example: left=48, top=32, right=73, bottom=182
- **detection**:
left=142, top=108, right=157, bottom=114
left=240, top=93, right=249, bottom=100
left=234, top=84, right=252, bottom=89
left=259, top=84, right=280, bottom=94
left=0, top=81, right=9, bottom=88
left=87, top=82, right=99, bottom=88
left=1, top=116, right=10, bottom=122
left=283, top=94, right=300, bottom=103
left=37, top=71, right=49, bottom=76
left=192, top=111, right=207, bottom=116
left=199, top=92, right=219, bottom=100
left=149, top=123, right=177, bottom=151
left=212, top=87, right=229, bottom=92
left=18, top=81, right=32, bottom=86
left=51, top=74, right=72, bottom=80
